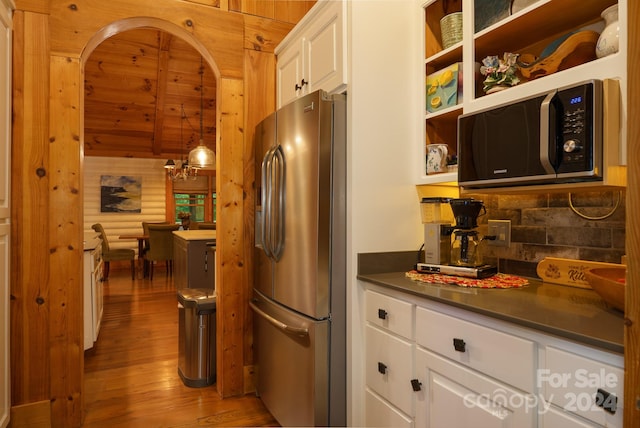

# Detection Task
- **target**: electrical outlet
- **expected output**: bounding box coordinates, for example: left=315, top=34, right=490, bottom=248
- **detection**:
left=488, top=220, right=511, bottom=247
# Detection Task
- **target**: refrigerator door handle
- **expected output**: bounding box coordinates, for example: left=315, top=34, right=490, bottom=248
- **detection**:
left=249, top=300, right=309, bottom=337
left=272, top=145, right=285, bottom=261
left=261, top=147, right=276, bottom=260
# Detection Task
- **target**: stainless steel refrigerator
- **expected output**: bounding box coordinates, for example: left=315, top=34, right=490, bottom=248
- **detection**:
left=250, top=90, right=346, bottom=427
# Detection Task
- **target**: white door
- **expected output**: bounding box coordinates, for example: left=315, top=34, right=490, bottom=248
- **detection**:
left=0, top=0, right=12, bottom=426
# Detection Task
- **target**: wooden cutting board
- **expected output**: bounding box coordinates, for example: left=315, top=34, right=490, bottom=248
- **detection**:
left=536, top=257, right=626, bottom=289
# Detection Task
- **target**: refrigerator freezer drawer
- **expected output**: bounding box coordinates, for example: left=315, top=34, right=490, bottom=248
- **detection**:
left=251, top=294, right=329, bottom=427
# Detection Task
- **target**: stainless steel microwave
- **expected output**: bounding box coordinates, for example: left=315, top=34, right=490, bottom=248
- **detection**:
left=457, top=80, right=603, bottom=189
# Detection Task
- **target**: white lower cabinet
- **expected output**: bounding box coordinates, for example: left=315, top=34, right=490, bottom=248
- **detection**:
left=541, top=346, right=623, bottom=427
left=365, top=325, right=414, bottom=416
left=415, top=348, right=535, bottom=428
left=364, top=290, right=416, bottom=421
left=362, top=286, right=624, bottom=428
left=83, top=236, right=103, bottom=350
left=366, top=388, right=413, bottom=428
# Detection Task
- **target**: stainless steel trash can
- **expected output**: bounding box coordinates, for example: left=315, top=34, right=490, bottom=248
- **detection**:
left=177, top=288, right=216, bottom=387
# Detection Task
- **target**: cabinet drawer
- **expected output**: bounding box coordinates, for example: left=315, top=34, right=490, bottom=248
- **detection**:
left=365, top=325, right=414, bottom=416
left=365, top=388, right=413, bottom=428
left=366, top=290, right=414, bottom=339
left=415, top=307, right=535, bottom=392
left=543, top=346, right=623, bottom=427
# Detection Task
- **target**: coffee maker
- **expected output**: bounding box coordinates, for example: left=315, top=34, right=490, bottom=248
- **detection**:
left=418, top=198, right=497, bottom=278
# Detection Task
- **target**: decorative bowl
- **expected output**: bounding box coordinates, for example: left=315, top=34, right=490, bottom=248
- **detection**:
left=585, top=267, right=626, bottom=312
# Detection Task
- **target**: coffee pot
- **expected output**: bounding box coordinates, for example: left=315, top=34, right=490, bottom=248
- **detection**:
left=448, top=198, right=489, bottom=267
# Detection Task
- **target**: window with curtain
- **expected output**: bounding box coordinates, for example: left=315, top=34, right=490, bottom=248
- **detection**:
left=171, top=175, right=216, bottom=223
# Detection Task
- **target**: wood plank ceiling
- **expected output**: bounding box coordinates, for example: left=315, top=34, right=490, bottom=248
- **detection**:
left=84, top=28, right=217, bottom=161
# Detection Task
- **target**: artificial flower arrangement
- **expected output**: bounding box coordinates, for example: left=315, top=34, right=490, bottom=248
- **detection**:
left=480, top=52, right=520, bottom=93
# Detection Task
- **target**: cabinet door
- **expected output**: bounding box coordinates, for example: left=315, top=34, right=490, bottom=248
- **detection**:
left=365, top=324, right=414, bottom=416
left=365, top=388, right=413, bottom=428
left=93, top=261, right=103, bottom=340
left=543, top=346, right=623, bottom=427
left=83, top=250, right=94, bottom=350
left=415, top=348, right=535, bottom=428
left=277, top=40, right=304, bottom=108
left=304, top=0, right=345, bottom=95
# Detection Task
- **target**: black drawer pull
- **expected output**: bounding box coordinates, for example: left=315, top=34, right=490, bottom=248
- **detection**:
left=378, top=309, right=388, bottom=320
left=453, top=338, right=466, bottom=352
left=378, top=362, right=387, bottom=375
left=411, top=379, right=422, bottom=392
left=595, top=388, right=617, bottom=414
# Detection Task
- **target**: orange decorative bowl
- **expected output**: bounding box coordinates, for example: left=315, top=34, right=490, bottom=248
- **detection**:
left=585, top=267, right=626, bottom=312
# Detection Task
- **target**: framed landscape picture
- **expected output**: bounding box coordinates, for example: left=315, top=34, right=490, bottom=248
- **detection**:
left=100, top=175, right=142, bottom=213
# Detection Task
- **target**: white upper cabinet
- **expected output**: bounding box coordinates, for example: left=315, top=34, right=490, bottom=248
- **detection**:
left=276, top=0, right=347, bottom=108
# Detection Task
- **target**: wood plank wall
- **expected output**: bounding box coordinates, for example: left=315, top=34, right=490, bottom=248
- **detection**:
left=10, top=0, right=311, bottom=426
left=83, top=157, right=167, bottom=255
left=625, top=0, right=640, bottom=425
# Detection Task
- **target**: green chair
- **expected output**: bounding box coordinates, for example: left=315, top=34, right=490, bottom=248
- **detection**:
left=141, top=221, right=168, bottom=276
left=91, top=223, right=135, bottom=280
left=146, top=223, right=180, bottom=279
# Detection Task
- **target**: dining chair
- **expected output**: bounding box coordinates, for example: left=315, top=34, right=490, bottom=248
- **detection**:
left=91, top=223, right=136, bottom=280
left=146, top=223, right=181, bottom=280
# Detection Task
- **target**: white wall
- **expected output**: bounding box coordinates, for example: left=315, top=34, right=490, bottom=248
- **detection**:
left=83, top=156, right=167, bottom=255
left=347, top=1, right=424, bottom=425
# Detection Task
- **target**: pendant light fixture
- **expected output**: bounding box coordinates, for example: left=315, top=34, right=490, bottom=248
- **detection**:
left=165, top=104, right=198, bottom=181
left=188, top=58, right=215, bottom=170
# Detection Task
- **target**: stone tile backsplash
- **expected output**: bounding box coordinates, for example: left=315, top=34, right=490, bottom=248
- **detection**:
left=467, top=190, right=626, bottom=278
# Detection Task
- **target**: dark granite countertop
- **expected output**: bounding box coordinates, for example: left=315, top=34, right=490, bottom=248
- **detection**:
left=357, top=252, right=624, bottom=354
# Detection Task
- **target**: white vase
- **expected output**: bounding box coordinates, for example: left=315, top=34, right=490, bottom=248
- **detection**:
left=596, top=4, right=619, bottom=58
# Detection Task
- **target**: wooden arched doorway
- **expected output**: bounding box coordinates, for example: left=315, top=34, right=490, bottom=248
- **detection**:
left=10, top=4, right=248, bottom=425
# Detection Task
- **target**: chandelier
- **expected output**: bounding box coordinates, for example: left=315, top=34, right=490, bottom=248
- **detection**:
left=165, top=104, right=198, bottom=181
left=188, top=58, right=215, bottom=170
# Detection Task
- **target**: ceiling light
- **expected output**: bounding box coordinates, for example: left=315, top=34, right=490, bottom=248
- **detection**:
left=188, top=58, right=215, bottom=170
left=166, top=104, right=198, bottom=181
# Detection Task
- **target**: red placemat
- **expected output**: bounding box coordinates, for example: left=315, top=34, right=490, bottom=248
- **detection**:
left=406, top=270, right=529, bottom=289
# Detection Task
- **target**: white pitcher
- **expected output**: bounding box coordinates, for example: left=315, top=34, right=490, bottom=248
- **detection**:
left=427, top=144, right=449, bottom=174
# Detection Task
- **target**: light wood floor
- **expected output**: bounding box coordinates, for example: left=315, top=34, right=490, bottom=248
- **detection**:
left=83, top=266, right=278, bottom=427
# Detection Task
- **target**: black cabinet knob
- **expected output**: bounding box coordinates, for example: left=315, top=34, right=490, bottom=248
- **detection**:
left=377, top=362, right=387, bottom=374
left=378, top=309, right=388, bottom=320
left=411, top=379, right=422, bottom=392
left=453, top=338, right=466, bottom=352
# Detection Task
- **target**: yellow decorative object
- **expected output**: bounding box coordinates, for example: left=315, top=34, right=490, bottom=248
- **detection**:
left=439, top=69, right=454, bottom=86
left=426, top=63, right=462, bottom=113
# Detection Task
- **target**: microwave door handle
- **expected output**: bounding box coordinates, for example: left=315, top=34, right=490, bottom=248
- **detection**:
left=540, top=90, right=558, bottom=175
